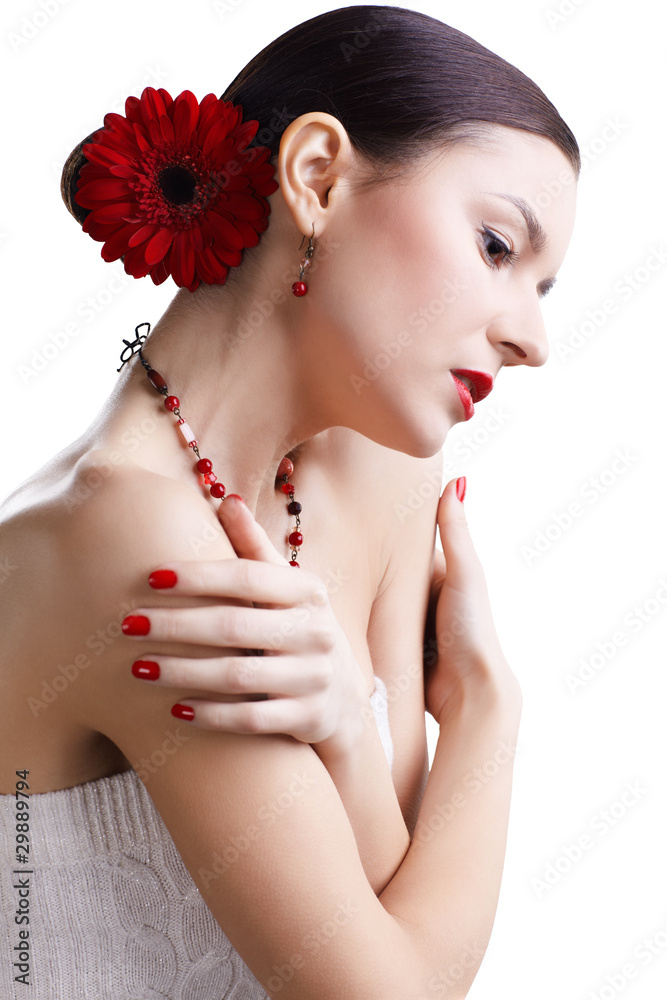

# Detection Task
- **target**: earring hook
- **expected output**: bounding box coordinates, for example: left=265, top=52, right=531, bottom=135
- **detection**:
left=298, top=222, right=315, bottom=251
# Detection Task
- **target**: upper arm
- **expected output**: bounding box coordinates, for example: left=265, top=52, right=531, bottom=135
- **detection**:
left=366, top=449, right=444, bottom=827
left=58, top=462, right=423, bottom=999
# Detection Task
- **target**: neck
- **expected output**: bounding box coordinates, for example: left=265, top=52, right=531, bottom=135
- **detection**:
left=107, top=280, right=336, bottom=516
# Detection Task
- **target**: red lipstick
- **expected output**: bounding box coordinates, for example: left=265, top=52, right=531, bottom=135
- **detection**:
left=450, top=370, right=494, bottom=421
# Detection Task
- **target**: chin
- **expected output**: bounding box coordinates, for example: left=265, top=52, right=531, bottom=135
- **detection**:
left=389, top=418, right=452, bottom=460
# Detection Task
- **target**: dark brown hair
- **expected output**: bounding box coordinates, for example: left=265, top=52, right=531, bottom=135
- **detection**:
left=62, top=5, right=579, bottom=227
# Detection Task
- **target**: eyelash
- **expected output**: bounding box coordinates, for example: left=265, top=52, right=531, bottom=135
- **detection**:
left=481, top=224, right=519, bottom=269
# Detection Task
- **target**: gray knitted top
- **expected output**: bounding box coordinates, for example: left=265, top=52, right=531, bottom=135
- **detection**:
left=0, top=674, right=393, bottom=999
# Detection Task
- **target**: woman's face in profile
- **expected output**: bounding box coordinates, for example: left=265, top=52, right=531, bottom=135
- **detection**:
left=314, top=126, right=578, bottom=459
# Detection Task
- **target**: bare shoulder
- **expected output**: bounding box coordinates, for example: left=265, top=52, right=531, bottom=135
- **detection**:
left=0, top=450, right=235, bottom=721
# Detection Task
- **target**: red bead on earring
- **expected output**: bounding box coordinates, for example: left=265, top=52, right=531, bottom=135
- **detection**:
left=291, top=224, right=315, bottom=296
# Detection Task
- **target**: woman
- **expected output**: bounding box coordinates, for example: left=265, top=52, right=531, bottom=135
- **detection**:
left=0, top=5, right=578, bottom=998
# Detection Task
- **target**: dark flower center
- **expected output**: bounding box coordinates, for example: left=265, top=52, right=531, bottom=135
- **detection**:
left=158, top=165, right=197, bottom=205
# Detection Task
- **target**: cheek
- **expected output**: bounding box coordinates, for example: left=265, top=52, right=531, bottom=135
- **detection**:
left=309, top=190, right=489, bottom=412
left=318, top=192, right=474, bottom=355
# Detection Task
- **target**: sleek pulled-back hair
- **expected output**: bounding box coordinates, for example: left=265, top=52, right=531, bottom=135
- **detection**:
left=223, top=5, right=580, bottom=171
left=62, top=5, right=579, bottom=228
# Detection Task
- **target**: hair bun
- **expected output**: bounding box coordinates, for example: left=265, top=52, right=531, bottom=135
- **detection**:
left=61, top=132, right=97, bottom=226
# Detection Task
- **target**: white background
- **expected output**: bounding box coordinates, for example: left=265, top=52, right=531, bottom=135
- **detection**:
left=1, top=1, right=665, bottom=998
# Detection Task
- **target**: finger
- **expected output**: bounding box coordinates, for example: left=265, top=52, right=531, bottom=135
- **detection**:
left=169, top=695, right=316, bottom=738
left=122, top=604, right=334, bottom=654
left=147, top=558, right=324, bottom=607
left=435, top=477, right=486, bottom=591
left=130, top=653, right=330, bottom=696
left=216, top=494, right=290, bottom=566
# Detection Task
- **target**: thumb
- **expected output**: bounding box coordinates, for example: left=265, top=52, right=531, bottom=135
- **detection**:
left=216, top=494, right=290, bottom=567
left=436, top=476, right=483, bottom=590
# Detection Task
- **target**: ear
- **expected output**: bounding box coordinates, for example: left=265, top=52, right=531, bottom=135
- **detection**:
left=277, top=111, right=355, bottom=236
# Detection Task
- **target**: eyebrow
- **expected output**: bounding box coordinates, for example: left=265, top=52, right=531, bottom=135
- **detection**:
left=487, top=192, right=556, bottom=297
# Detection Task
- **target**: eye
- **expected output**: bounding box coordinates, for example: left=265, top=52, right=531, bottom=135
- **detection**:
left=481, top=224, right=519, bottom=269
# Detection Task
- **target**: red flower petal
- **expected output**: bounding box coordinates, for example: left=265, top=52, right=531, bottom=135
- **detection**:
left=132, top=122, right=151, bottom=153
left=83, top=220, right=119, bottom=241
left=140, top=87, right=166, bottom=125
left=171, top=230, right=195, bottom=287
left=74, top=178, right=131, bottom=208
left=206, top=210, right=244, bottom=250
left=124, top=95, right=142, bottom=124
left=197, top=93, right=223, bottom=136
left=108, top=164, right=138, bottom=180
left=216, top=174, right=251, bottom=194
left=173, top=90, right=199, bottom=143
left=195, top=243, right=229, bottom=284
left=92, top=202, right=140, bottom=224
left=102, top=112, right=136, bottom=143
left=189, top=226, right=204, bottom=252
left=147, top=118, right=163, bottom=147
left=91, top=134, right=139, bottom=162
left=228, top=105, right=242, bottom=131
left=78, top=161, right=113, bottom=184
left=150, top=254, right=172, bottom=285
left=202, top=119, right=236, bottom=160
left=253, top=163, right=278, bottom=184
left=159, top=114, right=175, bottom=144
left=204, top=136, right=234, bottom=171
left=211, top=244, right=243, bottom=267
left=223, top=192, right=265, bottom=221
left=261, top=177, right=280, bottom=198
left=82, top=210, right=116, bottom=235
left=123, top=243, right=154, bottom=278
left=127, top=223, right=160, bottom=248
left=234, top=120, right=259, bottom=149
left=101, top=223, right=138, bottom=262
left=232, top=218, right=260, bottom=246
left=144, top=227, right=175, bottom=266
left=82, top=143, right=132, bottom=168
left=158, top=88, right=173, bottom=113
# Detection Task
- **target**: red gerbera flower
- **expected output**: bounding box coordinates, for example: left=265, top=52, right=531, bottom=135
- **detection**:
left=74, top=87, right=279, bottom=292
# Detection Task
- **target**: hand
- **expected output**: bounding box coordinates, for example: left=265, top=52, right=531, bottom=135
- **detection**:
left=128, top=495, right=372, bottom=750
left=423, top=478, right=521, bottom=726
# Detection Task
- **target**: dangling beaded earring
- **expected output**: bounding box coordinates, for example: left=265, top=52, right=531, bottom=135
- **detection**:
left=291, top=223, right=315, bottom=296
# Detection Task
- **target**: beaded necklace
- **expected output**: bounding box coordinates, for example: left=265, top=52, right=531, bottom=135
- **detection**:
left=118, top=323, right=303, bottom=567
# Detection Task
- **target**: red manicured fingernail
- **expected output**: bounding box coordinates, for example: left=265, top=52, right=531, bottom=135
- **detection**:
left=148, top=569, right=177, bottom=589
left=121, top=614, right=151, bottom=636
left=456, top=476, right=467, bottom=503
left=226, top=494, right=245, bottom=504
left=171, top=703, right=195, bottom=721
left=131, top=660, right=160, bottom=680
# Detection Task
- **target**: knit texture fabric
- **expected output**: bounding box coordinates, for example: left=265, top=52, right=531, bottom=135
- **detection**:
left=0, top=675, right=393, bottom=999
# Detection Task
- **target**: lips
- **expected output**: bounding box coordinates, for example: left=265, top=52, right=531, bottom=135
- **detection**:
left=450, top=369, right=494, bottom=421
left=450, top=370, right=494, bottom=404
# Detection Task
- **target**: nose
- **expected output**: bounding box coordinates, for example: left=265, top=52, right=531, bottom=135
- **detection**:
left=488, top=295, right=550, bottom=368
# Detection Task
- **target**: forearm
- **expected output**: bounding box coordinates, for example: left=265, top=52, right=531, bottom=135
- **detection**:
left=378, top=674, right=522, bottom=996
left=314, top=704, right=411, bottom=896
